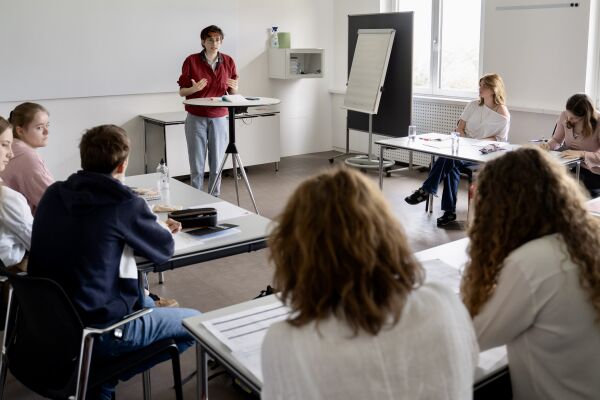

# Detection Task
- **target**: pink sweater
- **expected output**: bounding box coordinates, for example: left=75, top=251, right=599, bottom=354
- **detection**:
left=0, top=139, right=54, bottom=214
left=549, top=111, right=600, bottom=174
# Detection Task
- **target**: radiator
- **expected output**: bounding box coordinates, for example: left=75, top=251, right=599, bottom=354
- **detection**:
left=374, top=98, right=465, bottom=167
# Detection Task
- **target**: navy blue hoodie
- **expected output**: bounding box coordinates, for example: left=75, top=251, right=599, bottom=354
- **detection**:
left=28, top=171, right=174, bottom=326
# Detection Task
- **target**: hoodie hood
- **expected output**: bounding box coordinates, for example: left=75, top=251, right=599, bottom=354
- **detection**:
left=57, top=170, right=136, bottom=215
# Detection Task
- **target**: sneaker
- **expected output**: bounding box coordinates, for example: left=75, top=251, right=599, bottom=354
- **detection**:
left=405, top=188, right=429, bottom=205
left=437, top=211, right=457, bottom=227
left=154, top=297, right=180, bottom=308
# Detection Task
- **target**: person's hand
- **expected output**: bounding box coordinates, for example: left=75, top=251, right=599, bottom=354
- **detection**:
left=539, top=142, right=550, bottom=151
left=165, top=218, right=182, bottom=234
left=560, top=149, right=584, bottom=159
left=226, top=78, right=238, bottom=92
left=191, top=78, right=208, bottom=93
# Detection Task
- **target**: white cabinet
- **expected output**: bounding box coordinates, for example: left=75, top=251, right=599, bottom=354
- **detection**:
left=141, top=109, right=280, bottom=177
left=268, top=48, right=323, bottom=79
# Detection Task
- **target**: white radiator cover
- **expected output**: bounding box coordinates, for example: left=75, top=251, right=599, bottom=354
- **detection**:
left=373, top=98, right=465, bottom=167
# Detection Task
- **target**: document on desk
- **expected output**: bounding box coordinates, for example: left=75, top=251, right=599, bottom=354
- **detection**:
left=203, top=301, right=290, bottom=381
left=477, top=346, right=508, bottom=378
left=421, top=258, right=462, bottom=294
left=191, top=201, right=253, bottom=221
left=173, top=226, right=241, bottom=251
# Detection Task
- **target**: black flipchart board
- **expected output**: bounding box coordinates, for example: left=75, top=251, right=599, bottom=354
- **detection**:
left=347, top=12, right=413, bottom=138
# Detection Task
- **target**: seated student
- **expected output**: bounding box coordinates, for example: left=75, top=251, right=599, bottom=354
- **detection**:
left=405, top=73, right=510, bottom=227
left=0, top=116, right=33, bottom=271
left=461, top=147, right=600, bottom=400
left=27, top=124, right=200, bottom=400
left=261, top=167, right=478, bottom=400
left=0, top=102, right=54, bottom=214
left=540, top=93, right=600, bottom=197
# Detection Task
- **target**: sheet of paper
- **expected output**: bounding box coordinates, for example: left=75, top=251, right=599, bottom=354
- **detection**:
left=477, top=346, right=508, bottom=377
left=202, top=301, right=290, bottom=381
left=191, top=201, right=253, bottom=222
left=421, top=141, right=453, bottom=149
left=173, top=227, right=241, bottom=251
left=421, top=258, right=462, bottom=293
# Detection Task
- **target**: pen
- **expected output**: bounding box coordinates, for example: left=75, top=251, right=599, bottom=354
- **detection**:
left=419, top=137, right=443, bottom=141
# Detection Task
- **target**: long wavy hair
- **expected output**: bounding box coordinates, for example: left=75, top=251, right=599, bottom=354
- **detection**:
left=565, top=93, right=597, bottom=137
left=461, top=147, right=600, bottom=320
left=478, top=73, right=506, bottom=106
left=269, top=166, right=424, bottom=335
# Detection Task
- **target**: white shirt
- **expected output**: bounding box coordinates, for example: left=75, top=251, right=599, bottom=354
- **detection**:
left=0, top=185, right=33, bottom=266
left=473, top=234, right=600, bottom=400
left=460, top=100, right=510, bottom=141
left=261, top=282, right=479, bottom=400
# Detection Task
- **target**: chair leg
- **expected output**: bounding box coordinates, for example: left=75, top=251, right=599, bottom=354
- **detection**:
left=75, top=333, right=96, bottom=400
left=142, top=370, right=151, bottom=400
left=0, top=286, right=14, bottom=400
left=168, top=345, right=183, bottom=400
left=0, top=352, right=7, bottom=400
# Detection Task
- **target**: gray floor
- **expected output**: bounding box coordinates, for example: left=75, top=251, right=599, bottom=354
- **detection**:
left=5, top=151, right=470, bottom=399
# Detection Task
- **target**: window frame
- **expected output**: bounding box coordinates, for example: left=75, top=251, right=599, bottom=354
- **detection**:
left=393, top=0, right=483, bottom=99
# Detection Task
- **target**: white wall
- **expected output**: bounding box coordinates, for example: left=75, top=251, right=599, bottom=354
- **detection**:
left=0, top=0, right=334, bottom=180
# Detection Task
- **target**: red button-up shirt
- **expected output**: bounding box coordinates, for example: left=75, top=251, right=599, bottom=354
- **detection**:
left=177, top=51, right=238, bottom=118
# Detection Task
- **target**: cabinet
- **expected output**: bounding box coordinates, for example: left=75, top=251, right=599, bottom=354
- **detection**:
left=268, top=48, right=323, bottom=79
left=141, top=109, right=280, bottom=177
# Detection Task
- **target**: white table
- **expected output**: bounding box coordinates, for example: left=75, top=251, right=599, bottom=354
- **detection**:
left=182, top=237, right=509, bottom=400
left=126, top=173, right=272, bottom=292
left=183, top=97, right=281, bottom=214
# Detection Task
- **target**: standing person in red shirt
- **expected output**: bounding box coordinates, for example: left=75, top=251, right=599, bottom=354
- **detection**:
left=178, top=25, right=238, bottom=196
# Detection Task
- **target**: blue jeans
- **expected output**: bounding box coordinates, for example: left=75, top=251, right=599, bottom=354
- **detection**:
left=185, top=113, right=228, bottom=196
left=422, top=157, right=476, bottom=213
left=92, top=296, right=200, bottom=400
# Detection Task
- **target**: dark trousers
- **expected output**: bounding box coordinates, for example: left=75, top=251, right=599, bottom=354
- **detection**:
left=422, top=157, right=476, bottom=212
left=577, top=167, right=600, bottom=198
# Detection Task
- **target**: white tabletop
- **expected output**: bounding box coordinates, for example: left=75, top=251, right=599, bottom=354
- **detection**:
left=183, top=237, right=507, bottom=393
left=183, top=96, right=280, bottom=108
left=126, top=173, right=272, bottom=268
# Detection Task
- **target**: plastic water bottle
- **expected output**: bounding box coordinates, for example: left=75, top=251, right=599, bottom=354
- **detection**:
left=156, top=159, right=169, bottom=190
left=270, top=27, right=279, bottom=48
left=451, top=131, right=460, bottom=152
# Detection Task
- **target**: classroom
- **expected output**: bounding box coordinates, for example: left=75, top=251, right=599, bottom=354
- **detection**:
left=1, top=0, right=599, bottom=399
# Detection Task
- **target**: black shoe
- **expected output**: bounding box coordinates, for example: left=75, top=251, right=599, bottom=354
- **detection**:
left=437, top=211, right=457, bottom=227
left=405, top=188, right=429, bottom=205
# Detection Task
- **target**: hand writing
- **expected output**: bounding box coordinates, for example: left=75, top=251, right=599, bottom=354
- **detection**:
left=191, top=78, right=208, bottom=93
left=226, top=78, right=238, bottom=92
left=538, top=142, right=550, bottom=151
left=165, top=218, right=182, bottom=234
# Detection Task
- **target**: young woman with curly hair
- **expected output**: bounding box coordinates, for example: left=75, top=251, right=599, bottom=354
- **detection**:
left=261, top=167, right=478, bottom=400
left=461, top=147, right=600, bottom=400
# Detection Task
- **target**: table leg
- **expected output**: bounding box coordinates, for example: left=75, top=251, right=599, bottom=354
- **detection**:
left=231, top=153, right=241, bottom=206
left=379, top=146, right=384, bottom=190
left=196, top=344, right=209, bottom=400
left=235, top=154, right=260, bottom=214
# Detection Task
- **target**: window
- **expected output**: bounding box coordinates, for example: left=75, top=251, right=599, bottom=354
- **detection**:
left=394, top=0, right=482, bottom=97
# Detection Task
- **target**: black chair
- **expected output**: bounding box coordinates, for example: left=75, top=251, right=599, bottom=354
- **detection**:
left=0, top=270, right=183, bottom=400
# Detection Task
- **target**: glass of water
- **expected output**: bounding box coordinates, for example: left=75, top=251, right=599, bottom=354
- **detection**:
left=408, top=125, right=417, bottom=140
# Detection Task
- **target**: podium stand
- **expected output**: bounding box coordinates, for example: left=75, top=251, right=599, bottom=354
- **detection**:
left=183, top=97, right=281, bottom=215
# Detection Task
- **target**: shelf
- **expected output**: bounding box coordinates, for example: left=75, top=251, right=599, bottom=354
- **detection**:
left=268, top=48, right=323, bottom=79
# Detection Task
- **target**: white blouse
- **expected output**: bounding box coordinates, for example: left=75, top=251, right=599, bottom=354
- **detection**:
left=261, top=282, right=479, bottom=400
left=0, top=185, right=33, bottom=266
left=461, top=100, right=510, bottom=141
left=473, top=233, right=600, bottom=400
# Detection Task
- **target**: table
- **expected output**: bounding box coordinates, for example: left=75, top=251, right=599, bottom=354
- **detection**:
left=126, top=173, right=272, bottom=294
left=182, top=237, right=509, bottom=400
left=376, top=133, right=582, bottom=195
left=183, top=97, right=281, bottom=214
left=139, top=109, right=280, bottom=177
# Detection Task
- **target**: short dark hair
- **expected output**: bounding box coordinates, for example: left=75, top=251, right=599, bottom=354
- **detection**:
left=200, top=25, right=224, bottom=48
left=79, top=125, right=129, bottom=174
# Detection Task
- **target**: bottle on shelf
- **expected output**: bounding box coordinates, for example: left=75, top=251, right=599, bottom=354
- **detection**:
left=156, top=158, right=169, bottom=190
left=270, top=27, right=279, bottom=48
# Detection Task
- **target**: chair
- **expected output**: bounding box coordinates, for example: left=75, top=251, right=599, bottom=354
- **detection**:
left=0, top=270, right=183, bottom=400
left=424, top=160, right=480, bottom=220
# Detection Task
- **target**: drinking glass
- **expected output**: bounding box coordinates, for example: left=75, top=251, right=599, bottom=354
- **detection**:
left=408, top=125, right=417, bottom=140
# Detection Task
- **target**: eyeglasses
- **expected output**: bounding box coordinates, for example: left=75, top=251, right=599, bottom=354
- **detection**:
left=204, top=37, right=222, bottom=44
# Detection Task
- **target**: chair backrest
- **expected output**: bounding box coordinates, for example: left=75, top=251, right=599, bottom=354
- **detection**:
left=3, top=270, right=85, bottom=397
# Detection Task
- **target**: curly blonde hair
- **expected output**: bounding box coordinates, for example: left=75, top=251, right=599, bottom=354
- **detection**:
left=461, top=147, right=600, bottom=320
left=269, top=166, right=424, bottom=335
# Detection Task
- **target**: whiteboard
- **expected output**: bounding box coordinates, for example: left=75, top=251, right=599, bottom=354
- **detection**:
left=343, top=29, right=395, bottom=115
left=0, top=0, right=239, bottom=102
left=482, top=0, right=590, bottom=111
